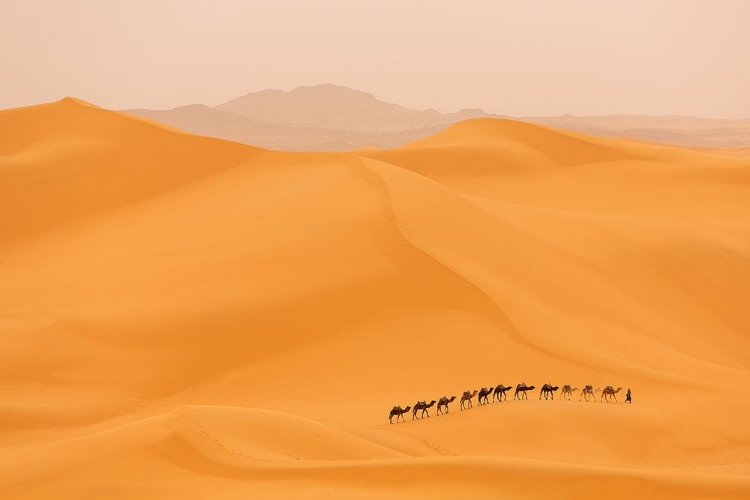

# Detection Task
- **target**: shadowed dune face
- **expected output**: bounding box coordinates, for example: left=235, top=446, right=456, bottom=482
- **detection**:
left=1, top=99, right=750, bottom=498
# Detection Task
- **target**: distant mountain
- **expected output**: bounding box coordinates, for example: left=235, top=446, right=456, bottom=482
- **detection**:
left=125, top=102, right=453, bottom=151
left=215, top=84, right=490, bottom=133
left=125, top=85, right=750, bottom=151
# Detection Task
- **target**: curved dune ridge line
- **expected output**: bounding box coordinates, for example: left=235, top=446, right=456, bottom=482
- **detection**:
left=1, top=99, right=749, bottom=498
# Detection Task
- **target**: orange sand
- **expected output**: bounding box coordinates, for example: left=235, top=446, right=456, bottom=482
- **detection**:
left=1, top=99, right=749, bottom=499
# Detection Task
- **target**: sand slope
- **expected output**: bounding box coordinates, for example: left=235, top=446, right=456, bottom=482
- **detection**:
left=1, top=100, right=749, bottom=498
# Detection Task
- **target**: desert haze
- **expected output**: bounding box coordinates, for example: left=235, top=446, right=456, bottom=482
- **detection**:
left=126, top=84, right=750, bottom=151
left=1, top=96, right=749, bottom=499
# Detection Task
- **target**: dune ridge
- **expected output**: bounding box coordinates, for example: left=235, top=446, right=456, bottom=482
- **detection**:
left=1, top=99, right=749, bottom=498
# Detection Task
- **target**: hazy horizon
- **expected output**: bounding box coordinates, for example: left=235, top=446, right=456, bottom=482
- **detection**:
left=2, top=0, right=750, bottom=118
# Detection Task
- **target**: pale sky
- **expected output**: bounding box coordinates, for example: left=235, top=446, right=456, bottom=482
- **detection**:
left=1, top=0, right=749, bottom=117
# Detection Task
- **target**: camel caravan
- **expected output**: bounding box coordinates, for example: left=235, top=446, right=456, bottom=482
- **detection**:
left=389, top=383, right=630, bottom=423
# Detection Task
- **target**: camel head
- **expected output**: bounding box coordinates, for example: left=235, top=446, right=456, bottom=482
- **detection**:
left=528, top=385, right=536, bottom=390
left=448, top=395, right=456, bottom=402
left=571, top=387, right=579, bottom=392
left=615, top=387, right=623, bottom=393
left=594, top=387, right=601, bottom=393
left=427, top=400, right=436, bottom=407
left=403, top=406, right=411, bottom=413
left=471, top=390, right=478, bottom=397
left=551, top=386, right=559, bottom=391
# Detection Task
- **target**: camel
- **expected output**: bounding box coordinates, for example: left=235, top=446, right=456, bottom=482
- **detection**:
left=514, top=383, right=536, bottom=400
left=389, top=405, right=411, bottom=423
left=539, top=383, right=560, bottom=400
left=560, top=385, right=579, bottom=401
left=601, top=386, right=623, bottom=403
left=579, top=385, right=601, bottom=402
left=412, top=400, right=437, bottom=419
left=437, top=396, right=456, bottom=415
left=493, top=384, right=512, bottom=402
left=478, top=386, right=495, bottom=405
left=460, top=390, right=478, bottom=410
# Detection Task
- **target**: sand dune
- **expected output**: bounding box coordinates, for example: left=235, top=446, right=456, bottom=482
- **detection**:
left=1, top=99, right=749, bottom=498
